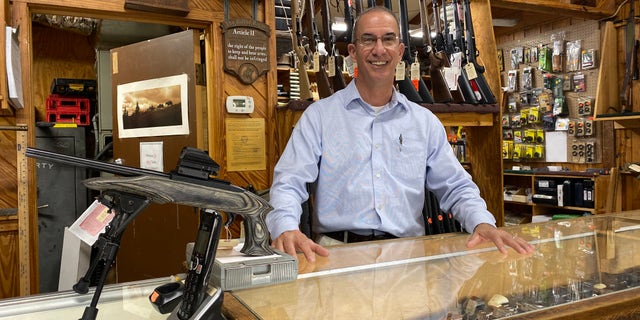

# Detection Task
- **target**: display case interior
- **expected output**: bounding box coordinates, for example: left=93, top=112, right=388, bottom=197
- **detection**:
left=230, top=212, right=640, bottom=319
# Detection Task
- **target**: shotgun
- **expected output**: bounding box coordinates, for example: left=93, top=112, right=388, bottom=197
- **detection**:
left=397, top=0, right=434, bottom=103
left=302, top=0, right=333, bottom=99
left=419, top=0, right=452, bottom=103
left=319, top=0, right=347, bottom=92
left=290, top=0, right=314, bottom=101
left=462, top=0, right=496, bottom=104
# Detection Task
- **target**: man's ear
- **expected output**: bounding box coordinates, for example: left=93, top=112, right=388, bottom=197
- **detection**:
left=398, top=42, right=406, bottom=59
left=347, top=43, right=357, bottom=58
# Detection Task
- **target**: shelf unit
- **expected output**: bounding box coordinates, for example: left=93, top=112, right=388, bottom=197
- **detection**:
left=504, top=171, right=610, bottom=224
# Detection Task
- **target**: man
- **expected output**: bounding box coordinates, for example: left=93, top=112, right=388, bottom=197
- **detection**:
left=267, top=7, right=534, bottom=262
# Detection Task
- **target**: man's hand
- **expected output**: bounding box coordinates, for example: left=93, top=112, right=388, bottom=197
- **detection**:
left=466, top=223, right=535, bottom=255
left=271, top=229, right=330, bottom=262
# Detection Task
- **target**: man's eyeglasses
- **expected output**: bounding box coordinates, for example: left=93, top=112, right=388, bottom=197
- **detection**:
left=356, top=33, right=400, bottom=48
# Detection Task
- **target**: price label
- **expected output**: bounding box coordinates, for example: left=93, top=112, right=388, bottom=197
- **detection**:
left=395, top=61, right=405, bottom=81
left=327, top=56, right=336, bottom=77
left=464, top=63, right=478, bottom=80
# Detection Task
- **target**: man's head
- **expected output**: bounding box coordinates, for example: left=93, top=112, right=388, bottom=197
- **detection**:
left=347, top=7, right=405, bottom=91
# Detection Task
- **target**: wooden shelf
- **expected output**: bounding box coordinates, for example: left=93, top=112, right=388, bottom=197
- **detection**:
left=594, top=114, right=640, bottom=129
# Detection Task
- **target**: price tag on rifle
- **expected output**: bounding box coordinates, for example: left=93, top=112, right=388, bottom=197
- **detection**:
left=395, top=61, right=406, bottom=81
left=313, top=52, right=320, bottom=72
left=464, top=63, right=478, bottom=80
left=327, top=56, right=336, bottom=77
left=411, top=60, right=421, bottom=91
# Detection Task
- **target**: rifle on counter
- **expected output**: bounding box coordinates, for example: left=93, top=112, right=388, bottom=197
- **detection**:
left=290, top=0, right=314, bottom=101
left=302, top=0, right=333, bottom=99
left=397, top=0, right=434, bottom=104
left=461, top=0, right=496, bottom=104
left=320, top=0, right=347, bottom=92
left=419, top=0, right=452, bottom=103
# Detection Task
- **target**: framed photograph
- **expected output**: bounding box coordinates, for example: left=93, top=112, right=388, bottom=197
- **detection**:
left=116, top=74, right=189, bottom=138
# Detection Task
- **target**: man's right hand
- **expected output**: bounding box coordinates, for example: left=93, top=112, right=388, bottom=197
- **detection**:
left=271, top=229, right=330, bottom=262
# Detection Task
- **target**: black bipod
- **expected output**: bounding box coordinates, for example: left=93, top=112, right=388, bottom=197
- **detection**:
left=73, top=190, right=151, bottom=320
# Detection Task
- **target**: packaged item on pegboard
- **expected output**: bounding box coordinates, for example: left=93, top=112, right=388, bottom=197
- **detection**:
left=539, top=46, right=552, bottom=72
left=582, top=49, right=597, bottom=70
left=566, top=40, right=582, bottom=72
left=577, top=96, right=594, bottom=116
left=551, top=31, right=566, bottom=73
left=573, top=73, right=586, bottom=92
left=507, top=70, right=518, bottom=92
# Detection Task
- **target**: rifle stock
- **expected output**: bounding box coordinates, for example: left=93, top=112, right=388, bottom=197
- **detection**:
left=291, top=0, right=314, bottom=101
left=621, top=0, right=636, bottom=113
left=419, top=0, right=452, bottom=103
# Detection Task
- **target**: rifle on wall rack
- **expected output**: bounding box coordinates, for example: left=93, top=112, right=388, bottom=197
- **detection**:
left=448, top=0, right=480, bottom=104
left=431, top=0, right=465, bottom=102
left=290, top=0, right=314, bottom=101
left=302, top=0, right=333, bottom=99
left=320, top=0, right=347, bottom=92
left=461, top=0, right=496, bottom=104
left=397, top=0, right=434, bottom=104
left=419, top=0, right=452, bottom=103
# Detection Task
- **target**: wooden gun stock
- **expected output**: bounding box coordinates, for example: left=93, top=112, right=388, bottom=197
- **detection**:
left=319, top=0, right=347, bottom=92
left=291, top=0, right=314, bottom=101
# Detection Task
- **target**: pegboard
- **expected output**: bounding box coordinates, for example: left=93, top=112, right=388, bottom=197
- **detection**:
left=497, top=18, right=603, bottom=164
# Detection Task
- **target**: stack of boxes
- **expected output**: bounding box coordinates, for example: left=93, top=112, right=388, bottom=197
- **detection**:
left=45, top=78, right=97, bottom=126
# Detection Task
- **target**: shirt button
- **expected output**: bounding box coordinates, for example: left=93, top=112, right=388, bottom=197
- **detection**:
left=375, top=173, right=381, bottom=178
left=377, top=205, right=382, bottom=210
left=375, top=144, right=379, bottom=149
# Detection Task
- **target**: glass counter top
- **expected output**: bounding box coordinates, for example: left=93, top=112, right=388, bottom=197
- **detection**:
left=230, top=211, right=640, bottom=319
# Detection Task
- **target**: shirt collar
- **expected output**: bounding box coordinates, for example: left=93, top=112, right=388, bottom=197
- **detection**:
left=343, top=80, right=408, bottom=113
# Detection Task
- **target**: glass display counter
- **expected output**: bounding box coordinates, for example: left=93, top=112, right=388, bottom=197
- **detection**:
left=2, top=212, right=640, bottom=320
left=226, top=211, right=640, bottom=319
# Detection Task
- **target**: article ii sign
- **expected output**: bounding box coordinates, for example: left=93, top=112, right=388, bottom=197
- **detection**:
left=222, top=19, right=270, bottom=84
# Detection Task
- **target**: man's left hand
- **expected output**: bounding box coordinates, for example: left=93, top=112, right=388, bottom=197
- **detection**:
left=466, top=223, right=535, bottom=255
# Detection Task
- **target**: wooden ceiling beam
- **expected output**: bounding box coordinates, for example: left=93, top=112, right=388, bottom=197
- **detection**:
left=491, top=0, right=616, bottom=20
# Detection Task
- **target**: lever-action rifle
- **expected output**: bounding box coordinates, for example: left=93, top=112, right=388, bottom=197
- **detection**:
left=302, top=0, right=333, bottom=99
left=461, top=0, right=496, bottom=104
left=419, top=0, right=452, bottom=103
left=291, top=0, right=314, bottom=101
left=397, top=0, right=434, bottom=104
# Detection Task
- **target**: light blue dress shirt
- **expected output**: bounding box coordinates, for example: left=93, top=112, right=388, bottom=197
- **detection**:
left=266, top=80, right=496, bottom=239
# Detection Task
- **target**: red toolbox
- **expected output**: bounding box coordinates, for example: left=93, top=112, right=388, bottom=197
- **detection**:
left=46, top=94, right=91, bottom=125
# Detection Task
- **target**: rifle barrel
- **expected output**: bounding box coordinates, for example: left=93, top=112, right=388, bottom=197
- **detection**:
left=26, top=147, right=169, bottom=178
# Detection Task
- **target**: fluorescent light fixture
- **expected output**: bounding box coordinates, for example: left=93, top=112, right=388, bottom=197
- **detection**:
left=410, top=29, right=423, bottom=38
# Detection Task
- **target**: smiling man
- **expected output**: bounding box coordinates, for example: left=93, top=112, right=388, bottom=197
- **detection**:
left=266, top=7, right=535, bottom=262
